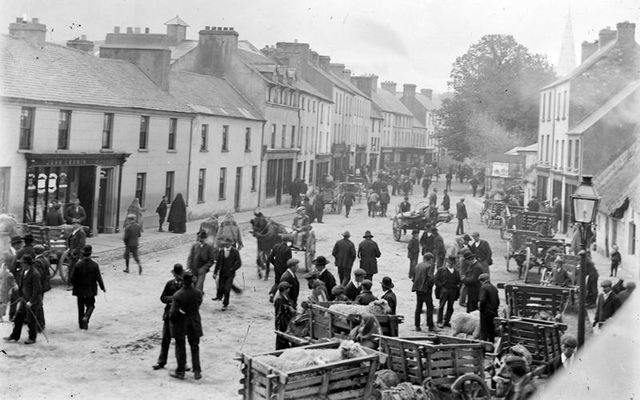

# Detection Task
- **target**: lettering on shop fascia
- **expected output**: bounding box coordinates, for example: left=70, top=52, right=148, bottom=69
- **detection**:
left=25, top=153, right=130, bottom=167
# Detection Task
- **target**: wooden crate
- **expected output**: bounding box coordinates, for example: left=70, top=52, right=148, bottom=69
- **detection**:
left=377, top=335, right=493, bottom=386
left=309, top=304, right=404, bottom=341
left=504, top=284, right=574, bottom=319
left=238, top=341, right=381, bottom=400
left=495, top=318, right=567, bottom=374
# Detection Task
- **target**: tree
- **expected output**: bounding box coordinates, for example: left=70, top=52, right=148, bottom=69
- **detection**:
left=440, top=35, right=556, bottom=160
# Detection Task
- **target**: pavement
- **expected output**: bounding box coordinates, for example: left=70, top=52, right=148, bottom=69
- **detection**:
left=87, top=203, right=297, bottom=261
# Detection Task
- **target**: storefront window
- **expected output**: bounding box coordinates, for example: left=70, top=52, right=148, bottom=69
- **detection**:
left=24, top=167, right=73, bottom=224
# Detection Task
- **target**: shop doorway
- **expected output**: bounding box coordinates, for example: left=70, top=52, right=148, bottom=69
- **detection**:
left=77, top=167, right=96, bottom=234
left=97, top=169, right=112, bottom=233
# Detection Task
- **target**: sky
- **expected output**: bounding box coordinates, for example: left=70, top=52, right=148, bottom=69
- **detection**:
left=1, top=0, right=639, bottom=92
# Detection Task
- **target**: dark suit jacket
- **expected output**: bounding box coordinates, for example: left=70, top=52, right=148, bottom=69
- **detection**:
left=552, top=268, right=572, bottom=287
left=381, top=290, right=397, bottom=315
left=319, top=269, right=337, bottom=301
left=412, top=261, right=434, bottom=293
left=70, top=257, right=105, bottom=298
left=420, top=233, right=435, bottom=255
left=470, top=240, right=493, bottom=265
left=34, top=254, right=51, bottom=293
left=280, top=269, right=300, bottom=305
left=344, top=281, right=362, bottom=301
left=400, top=201, right=411, bottom=212
left=17, top=266, right=42, bottom=308
left=160, top=279, right=182, bottom=320
left=355, top=290, right=377, bottom=305
left=213, top=247, right=241, bottom=277
left=435, top=267, right=461, bottom=294
left=594, top=292, right=621, bottom=324
left=123, top=222, right=142, bottom=246
left=463, top=263, right=484, bottom=305
left=269, top=242, right=292, bottom=269
left=332, top=238, right=356, bottom=269
left=188, top=242, right=216, bottom=275
left=67, top=229, right=87, bottom=257
left=65, top=205, right=87, bottom=224
left=479, top=282, right=500, bottom=314
left=456, top=202, right=467, bottom=219
left=358, top=239, right=381, bottom=275
left=170, top=285, right=203, bottom=338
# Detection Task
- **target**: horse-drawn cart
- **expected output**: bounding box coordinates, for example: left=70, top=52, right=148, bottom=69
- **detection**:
left=480, top=200, right=507, bottom=230
left=20, top=224, right=75, bottom=283
left=392, top=202, right=453, bottom=242
left=502, top=283, right=575, bottom=322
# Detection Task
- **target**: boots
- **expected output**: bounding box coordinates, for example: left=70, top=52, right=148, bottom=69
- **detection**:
left=138, top=264, right=143, bottom=275
left=123, top=260, right=130, bottom=274
left=82, top=305, right=95, bottom=330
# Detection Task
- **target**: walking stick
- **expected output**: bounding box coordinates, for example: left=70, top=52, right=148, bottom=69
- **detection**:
left=25, top=304, right=50, bottom=344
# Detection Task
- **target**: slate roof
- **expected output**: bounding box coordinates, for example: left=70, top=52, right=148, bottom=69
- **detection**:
left=594, top=131, right=640, bottom=214
left=0, top=34, right=191, bottom=113
left=542, top=40, right=617, bottom=89
left=165, top=16, right=189, bottom=26
left=372, top=89, right=413, bottom=116
left=413, top=117, right=426, bottom=128
left=238, top=41, right=275, bottom=65
left=371, top=102, right=384, bottom=119
left=295, top=78, right=333, bottom=103
left=169, top=71, right=262, bottom=120
left=568, top=79, right=640, bottom=134
left=169, top=40, right=197, bottom=63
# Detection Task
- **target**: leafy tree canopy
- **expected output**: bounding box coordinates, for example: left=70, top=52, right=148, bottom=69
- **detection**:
left=439, top=34, right=556, bottom=161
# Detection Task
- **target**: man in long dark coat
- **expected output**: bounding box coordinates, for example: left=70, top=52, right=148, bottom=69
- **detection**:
left=456, top=198, right=467, bottom=235
left=153, top=264, right=183, bottom=371
left=170, top=270, right=203, bottom=380
left=469, top=232, right=493, bottom=274
left=69, top=245, right=105, bottom=330
left=4, top=254, right=42, bottom=344
left=478, top=273, right=499, bottom=342
left=462, top=252, right=484, bottom=313
left=187, top=230, right=216, bottom=294
left=435, top=256, right=461, bottom=327
left=279, top=259, right=300, bottom=307
left=33, top=245, right=50, bottom=331
left=213, top=239, right=241, bottom=311
left=332, top=231, right=357, bottom=286
left=358, top=231, right=381, bottom=281
left=268, top=239, right=293, bottom=302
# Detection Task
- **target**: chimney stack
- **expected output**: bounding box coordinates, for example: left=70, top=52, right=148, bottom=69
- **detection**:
left=381, top=81, right=397, bottom=94
left=343, top=69, right=352, bottom=81
left=403, top=84, right=416, bottom=99
left=351, top=75, right=378, bottom=97
left=310, top=51, right=319, bottom=66
left=329, top=63, right=346, bottom=78
left=598, top=27, right=617, bottom=49
left=420, top=88, right=433, bottom=100
left=318, top=55, right=330, bottom=70
left=274, top=42, right=310, bottom=70
left=165, top=15, right=189, bottom=46
left=100, top=28, right=171, bottom=90
left=581, top=40, right=599, bottom=62
left=616, top=21, right=636, bottom=48
left=195, top=26, right=238, bottom=78
left=9, top=16, right=46, bottom=45
left=66, top=36, right=95, bottom=53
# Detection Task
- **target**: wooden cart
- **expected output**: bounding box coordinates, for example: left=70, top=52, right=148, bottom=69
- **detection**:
left=21, top=224, right=73, bottom=283
left=505, top=229, right=540, bottom=273
left=480, top=200, right=507, bottom=230
left=503, top=284, right=575, bottom=321
left=237, top=341, right=382, bottom=400
left=309, top=304, right=404, bottom=341
left=495, top=318, right=567, bottom=375
left=377, top=334, right=493, bottom=386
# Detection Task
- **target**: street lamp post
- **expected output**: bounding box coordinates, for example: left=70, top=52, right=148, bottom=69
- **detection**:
left=570, top=175, right=601, bottom=348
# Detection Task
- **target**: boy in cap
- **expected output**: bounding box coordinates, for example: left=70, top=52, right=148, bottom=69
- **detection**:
left=478, top=273, right=499, bottom=342
left=69, top=245, right=105, bottom=330
left=274, top=281, right=296, bottom=350
left=380, top=277, right=397, bottom=315
left=4, top=254, right=42, bottom=344
left=355, top=280, right=377, bottom=305
left=560, top=335, right=578, bottom=369
left=593, top=279, right=622, bottom=328
left=345, top=268, right=366, bottom=301
left=153, top=264, right=184, bottom=370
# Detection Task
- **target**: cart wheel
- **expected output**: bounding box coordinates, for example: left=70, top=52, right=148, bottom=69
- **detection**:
left=58, top=250, right=72, bottom=284
left=450, top=373, right=491, bottom=400
left=392, top=219, right=401, bottom=241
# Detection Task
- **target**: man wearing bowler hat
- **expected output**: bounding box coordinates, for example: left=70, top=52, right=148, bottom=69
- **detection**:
left=4, top=254, right=42, bottom=344
left=358, top=231, right=381, bottom=281
left=313, top=256, right=336, bottom=301
left=332, top=231, right=356, bottom=286
left=69, top=245, right=105, bottom=330
left=153, top=264, right=184, bottom=371
left=380, top=277, right=397, bottom=315
left=435, top=255, right=461, bottom=327
left=187, top=230, right=216, bottom=293
left=169, top=270, right=203, bottom=380
left=279, top=259, right=300, bottom=307
left=213, top=238, right=242, bottom=311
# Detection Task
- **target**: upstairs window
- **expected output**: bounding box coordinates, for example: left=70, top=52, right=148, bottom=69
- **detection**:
left=168, top=118, right=177, bottom=150
left=221, top=125, right=229, bottom=152
left=200, top=124, right=209, bottom=151
left=291, top=126, right=296, bottom=148
left=198, top=169, right=206, bottom=203
left=271, top=124, right=277, bottom=148
left=139, top=116, right=149, bottom=150
left=102, top=113, right=114, bottom=149
left=58, top=110, right=72, bottom=150
left=218, top=167, right=226, bottom=200
left=19, top=107, right=35, bottom=150
left=245, top=127, right=251, bottom=151
left=135, top=173, right=146, bottom=207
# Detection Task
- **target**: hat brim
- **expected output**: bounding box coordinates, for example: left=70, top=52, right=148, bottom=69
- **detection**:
left=382, top=283, right=394, bottom=289
left=363, top=235, right=374, bottom=238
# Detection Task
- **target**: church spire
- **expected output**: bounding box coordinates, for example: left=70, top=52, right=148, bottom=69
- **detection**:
left=557, top=9, right=577, bottom=76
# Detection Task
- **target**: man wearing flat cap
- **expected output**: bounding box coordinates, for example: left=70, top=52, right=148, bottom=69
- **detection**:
left=123, top=214, right=143, bottom=275
left=380, top=277, right=397, bottom=315
left=4, top=254, right=42, bottom=344
left=358, top=231, right=381, bottom=281
left=279, top=259, right=300, bottom=307
left=187, top=230, right=216, bottom=293
left=462, top=252, right=484, bottom=313
left=593, top=279, right=621, bottom=328
left=478, top=273, right=499, bottom=342
left=313, top=256, right=336, bottom=301
left=153, top=264, right=184, bottom=371
left=345, top=268, right=366, bottom=301
left=355, top=280, right=377, bottom=305
left=332, top=231, right=356, bottom=286
left=560, top=335, right=578, bottom=369
left=274, top=281, right=296, bottom=350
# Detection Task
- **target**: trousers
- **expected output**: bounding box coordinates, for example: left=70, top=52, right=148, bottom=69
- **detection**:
left=175, top=334, right=201, bottom=373
left=414, top=291, right=434, bottom=329
left=76, top=296, right=96, bottom=329
left=157, top=319, right=172, bottom=366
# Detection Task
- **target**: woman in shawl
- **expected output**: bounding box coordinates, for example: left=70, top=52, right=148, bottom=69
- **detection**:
left=348, top=312, right=381, bottom=350
left=126, top=198, right=143, bottom=231
left=167, top=193, right=187, bottom=234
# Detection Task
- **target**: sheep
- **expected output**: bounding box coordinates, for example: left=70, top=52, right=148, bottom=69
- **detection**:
left=450, top=310, right=480, bottom=339
left=254, top=340, right=369, bottom=372
left=328, top=299, right=392, bottom=316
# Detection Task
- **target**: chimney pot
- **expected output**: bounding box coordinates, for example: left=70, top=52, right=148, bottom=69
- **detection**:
left=145, top=27, right=150, bottom=34
left=31, top=18, right=39, bottom=23
left=134, top=27, right=141, bottom=34
left=420, top=88, right=433, bottom=100
left=229, top=27, right=234, bottom=31
left=126, top=27, right=133, bottom=34
left=598, top=27, right=617, bottom=49
left=581, top=40, right=599, bottom=62
left=223, top=27, right=228, bottom=30
left=114, top=26, right=120, bottom=33
left=205, top=26, right=210, bottom=30
left=16, top=17, right=23, bottom=23
left=81, top=34, right=86, bottom=40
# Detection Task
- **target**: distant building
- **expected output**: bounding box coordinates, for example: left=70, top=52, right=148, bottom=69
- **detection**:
left=399, top=84, right=439, bottom=164
left=0, top=18, right=193, bottom=234
left=534, top=21, right=640, bottom=233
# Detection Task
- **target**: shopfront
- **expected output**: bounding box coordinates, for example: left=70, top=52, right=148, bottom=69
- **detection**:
left=24, top=153, right=129, bottom=234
